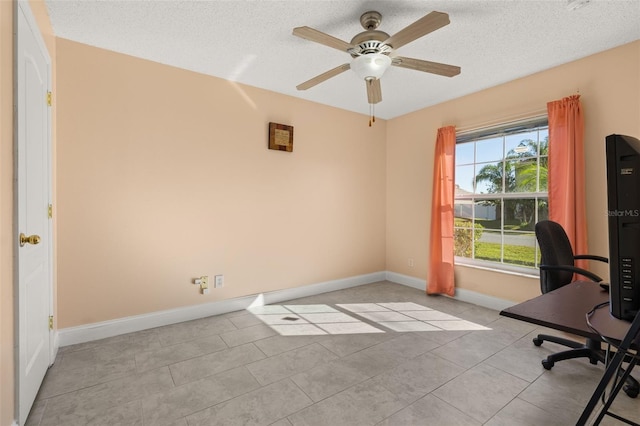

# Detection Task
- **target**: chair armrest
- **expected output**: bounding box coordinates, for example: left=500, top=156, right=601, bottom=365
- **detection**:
left=539, top=264, right=604, bottom=282
left=574, top=254, right=609, bottom=264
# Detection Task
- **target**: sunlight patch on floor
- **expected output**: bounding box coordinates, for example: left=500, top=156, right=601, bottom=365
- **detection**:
left=248, top=302, right=491, bottom=336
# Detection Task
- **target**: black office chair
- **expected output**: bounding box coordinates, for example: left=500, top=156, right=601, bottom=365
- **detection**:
left=534, top=219, right=639, bottom=397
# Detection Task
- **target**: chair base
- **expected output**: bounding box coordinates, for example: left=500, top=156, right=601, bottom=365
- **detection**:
left=533, top=334, right=639, bottom=398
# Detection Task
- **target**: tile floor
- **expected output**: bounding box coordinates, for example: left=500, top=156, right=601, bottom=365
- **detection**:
left=27, top=281, right=640, bottom=425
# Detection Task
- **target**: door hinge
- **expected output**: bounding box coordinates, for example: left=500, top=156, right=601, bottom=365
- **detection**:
left=47, top=91, right=52, bottom=107
left=48, top=204, right=53, bottom=219
left=48, top=316, right=54, bottom=330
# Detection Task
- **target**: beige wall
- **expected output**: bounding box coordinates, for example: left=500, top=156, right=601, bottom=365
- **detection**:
left=387, top=40, right=640, bottom=303
left=55, top=39, right=640, bottom=327
left=55, top=39, right=387, bottom=328
left=1, top=1, right=15, bottom=423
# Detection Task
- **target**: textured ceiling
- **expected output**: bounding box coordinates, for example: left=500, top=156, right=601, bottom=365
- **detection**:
left=45, top=0, right=640, bottom=120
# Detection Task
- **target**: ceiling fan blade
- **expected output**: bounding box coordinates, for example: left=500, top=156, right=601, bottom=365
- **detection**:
left=383, top=11, right=450, bottom=50
left=293, top=26, right=354, bottom=52
left=392, top=56, right=461, bottom=77
left=296, top=63, right=351, bottom=90
left=366, top=78, right=382, bottom=104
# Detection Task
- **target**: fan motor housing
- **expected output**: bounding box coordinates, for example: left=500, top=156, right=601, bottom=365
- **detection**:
left=350, top=30, right=391, bottom=56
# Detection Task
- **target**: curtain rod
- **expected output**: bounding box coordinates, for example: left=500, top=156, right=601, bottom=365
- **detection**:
left=452, top=108, right=548, bottom=135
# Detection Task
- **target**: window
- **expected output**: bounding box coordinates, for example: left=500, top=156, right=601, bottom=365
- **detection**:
left=454, top=117, right=549, bottom=273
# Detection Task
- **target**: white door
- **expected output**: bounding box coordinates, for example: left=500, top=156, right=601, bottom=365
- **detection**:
left=16, top=1, right=53, bottom=423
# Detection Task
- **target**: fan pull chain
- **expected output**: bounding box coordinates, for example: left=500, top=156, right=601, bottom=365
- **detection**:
left=368, top=103, right=376, bottom=127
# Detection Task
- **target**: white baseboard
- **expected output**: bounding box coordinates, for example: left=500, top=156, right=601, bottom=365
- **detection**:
left=57, top=270, right=515, bottom=347
left=57, top=271, right=386, bottom=347
left=385, top=271, right=425, bottom=291
left=385, top=271, right=515, bottom=311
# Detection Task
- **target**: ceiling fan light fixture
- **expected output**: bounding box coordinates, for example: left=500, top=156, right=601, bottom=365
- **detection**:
left=350, top=53, right=391, bottom=80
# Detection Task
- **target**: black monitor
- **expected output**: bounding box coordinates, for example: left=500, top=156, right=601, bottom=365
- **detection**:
left=606, top=134, right=640, bottom=321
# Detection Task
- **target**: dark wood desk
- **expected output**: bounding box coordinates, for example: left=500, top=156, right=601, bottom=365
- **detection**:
left=500, top=281, right=639, bottom=425
left=500, top=280, right=633, bottom=347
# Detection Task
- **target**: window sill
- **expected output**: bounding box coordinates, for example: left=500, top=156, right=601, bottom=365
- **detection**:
left=454, top=258, right=540, bottom=279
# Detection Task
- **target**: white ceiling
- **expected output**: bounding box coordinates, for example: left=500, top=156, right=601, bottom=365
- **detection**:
left=45, top=0, right=640, bottom=120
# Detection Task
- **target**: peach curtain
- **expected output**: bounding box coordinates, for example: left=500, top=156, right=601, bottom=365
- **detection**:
left=427, top=126, right=456, bottom=296
left=547, top=95, right=588, bottom=270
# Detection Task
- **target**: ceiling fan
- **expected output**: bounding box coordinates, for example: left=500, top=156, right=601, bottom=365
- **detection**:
left=293, top=10, right=461, bottom=123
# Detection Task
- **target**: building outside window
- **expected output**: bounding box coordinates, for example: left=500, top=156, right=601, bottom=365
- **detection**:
left=454, top=117, right=549, bottom=273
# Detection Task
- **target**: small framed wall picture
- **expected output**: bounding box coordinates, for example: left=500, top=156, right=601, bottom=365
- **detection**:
left=268, top=122, right=294, bottom=152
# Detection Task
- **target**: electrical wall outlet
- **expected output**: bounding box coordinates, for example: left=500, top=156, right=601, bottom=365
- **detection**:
left=408, top=258, right=414, bottom=267
left=198, top=276, right=209, bottom=295
left=214, top=275, right=224, bottom=288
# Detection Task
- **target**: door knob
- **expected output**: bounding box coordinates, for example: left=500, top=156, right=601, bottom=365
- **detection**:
left=19, top=233, right=41, bottom=247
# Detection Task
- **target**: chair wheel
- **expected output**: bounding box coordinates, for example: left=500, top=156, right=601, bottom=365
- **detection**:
left=542, top=359, right=554, bottom=370
left=533, top=337, right=543, bottom=347
left=623, top=384, right=639, bottom=398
